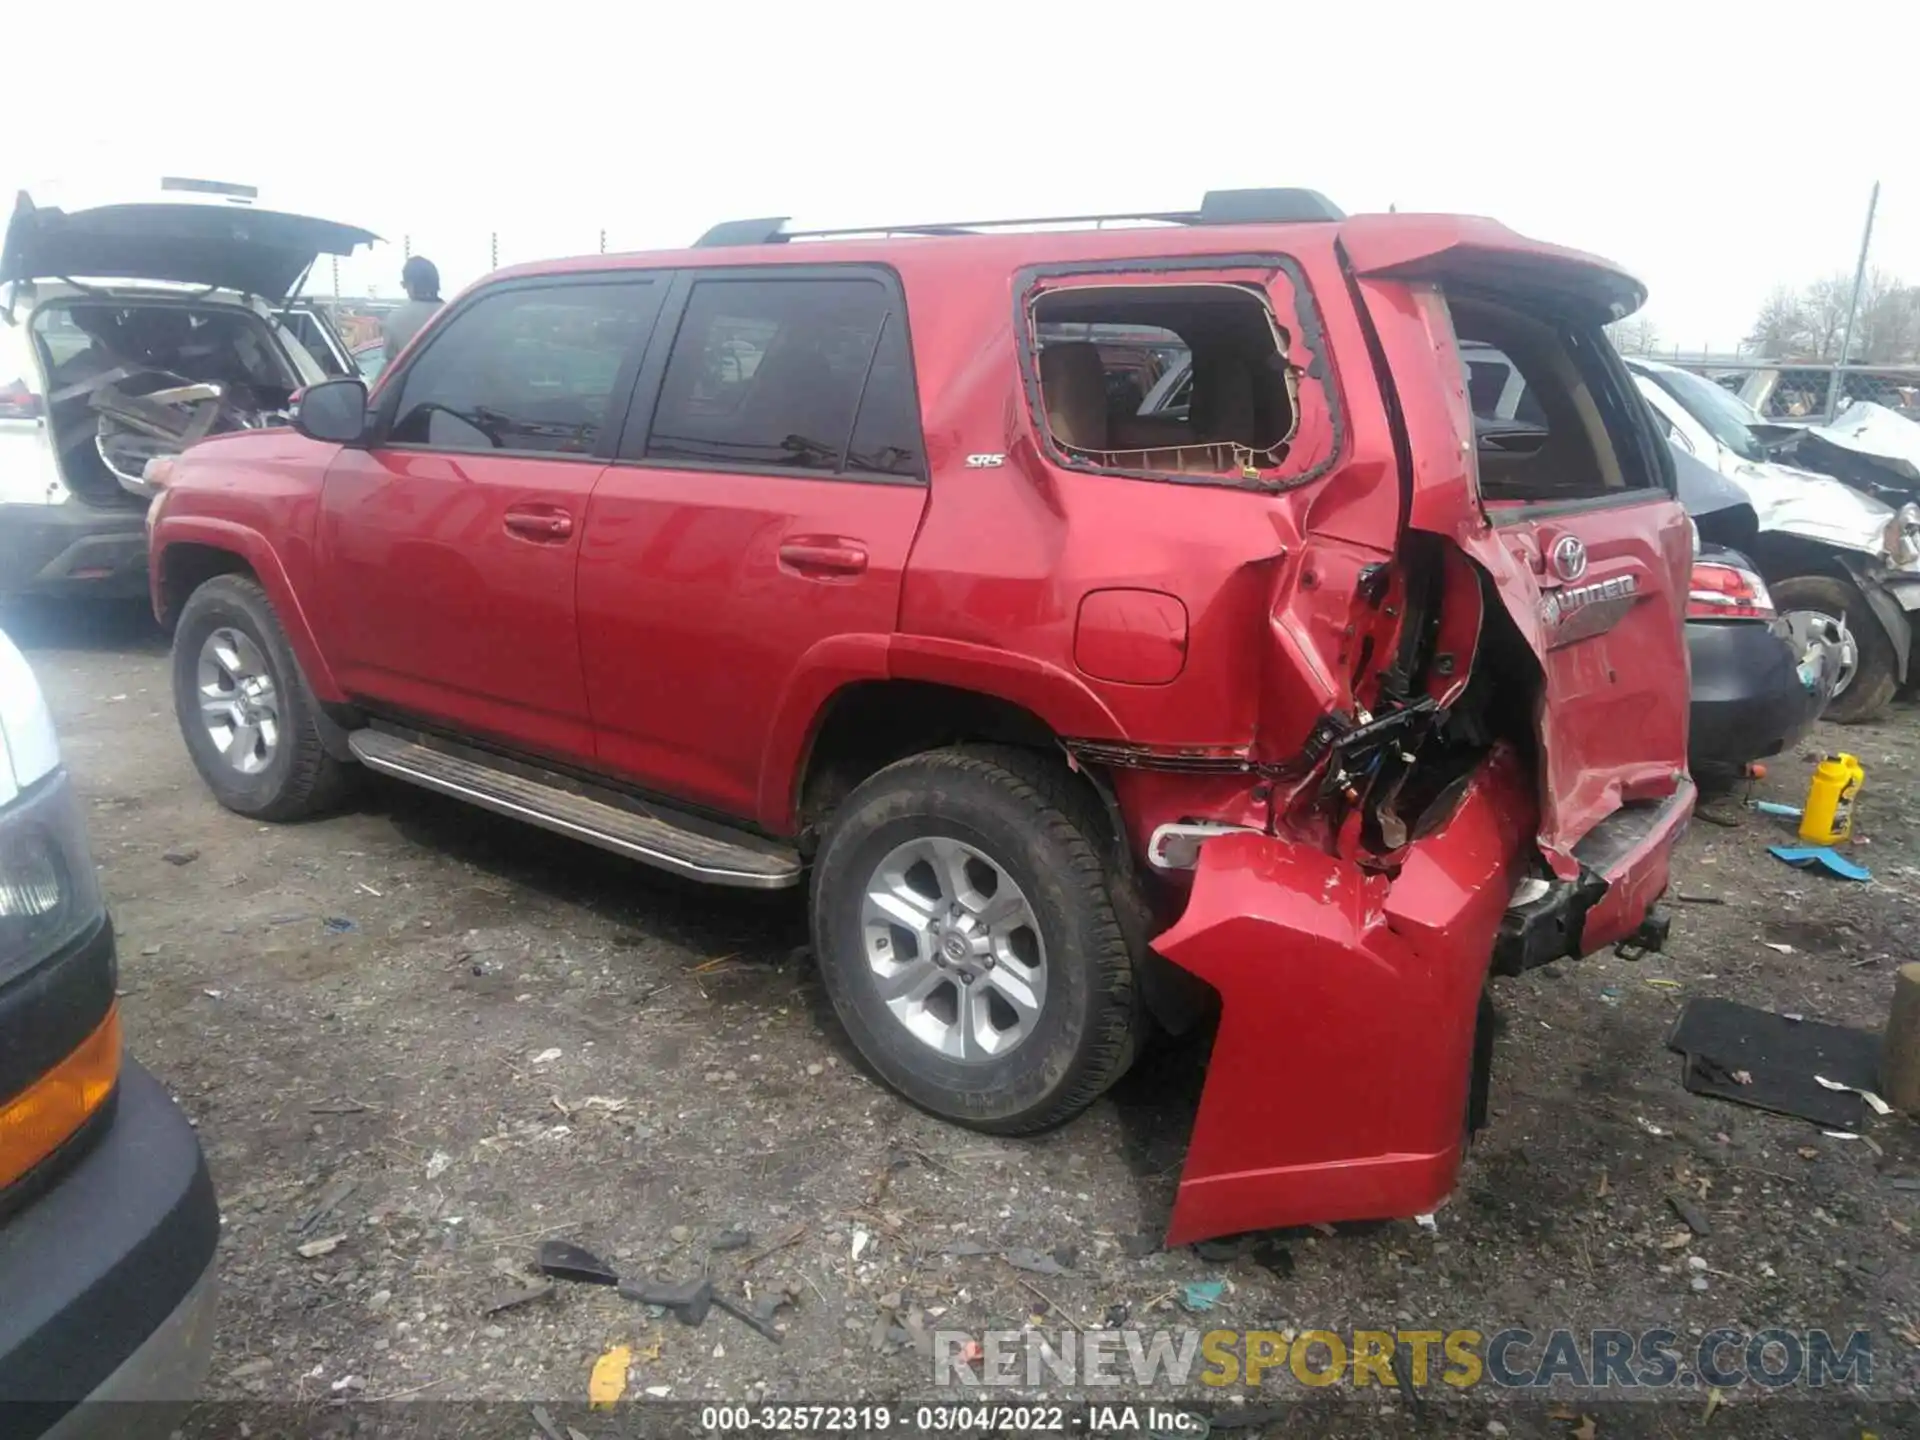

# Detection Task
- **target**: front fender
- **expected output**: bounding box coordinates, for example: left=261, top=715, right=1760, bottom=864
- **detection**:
left=151, top=516, right=345, bottom=704
left=1150, top=745, right=1536, bottom=1245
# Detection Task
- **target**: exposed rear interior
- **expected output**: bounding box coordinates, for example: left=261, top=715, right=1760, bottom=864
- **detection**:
left=1031, top=284, right=1298, bottom=476
left=1450, top=294, right=1658, bottom=502
left=29, top=299, right=302, bottom=508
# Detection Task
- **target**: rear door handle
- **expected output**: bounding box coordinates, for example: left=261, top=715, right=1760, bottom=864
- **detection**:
left=778, top=540, right=868, bottom=577
left=504, top=507, right=574, bottom=542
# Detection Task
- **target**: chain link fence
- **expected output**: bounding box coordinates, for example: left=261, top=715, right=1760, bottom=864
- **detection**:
left=1647, top=360, right=1920, bottom=424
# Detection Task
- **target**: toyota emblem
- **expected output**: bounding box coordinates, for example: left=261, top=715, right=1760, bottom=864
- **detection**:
left=1550, top=535, right=1589, bottom=582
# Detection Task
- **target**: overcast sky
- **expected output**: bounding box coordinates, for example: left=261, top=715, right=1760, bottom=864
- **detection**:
left=11, top=1, right=1916, bottom=352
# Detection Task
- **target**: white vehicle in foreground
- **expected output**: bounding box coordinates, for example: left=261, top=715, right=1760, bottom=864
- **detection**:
left=0, top=627, right=220, bottom=1435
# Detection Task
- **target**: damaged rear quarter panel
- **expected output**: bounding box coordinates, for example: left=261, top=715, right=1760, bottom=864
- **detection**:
left=1346, top=275, right=1692, bottom=869
left=893, top=243, right=1368, bottom=779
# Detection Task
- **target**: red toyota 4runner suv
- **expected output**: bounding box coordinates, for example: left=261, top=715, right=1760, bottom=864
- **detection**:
left=149, top=191, right=1693, bottom=1244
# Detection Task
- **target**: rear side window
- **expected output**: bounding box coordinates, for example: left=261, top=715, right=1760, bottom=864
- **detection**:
left=637, top=276, right=922, bottom=479
left=388, top=281, right=659, bottom=455
left=1027, top=282, right=1301, bottom=480
left=1449, top=295, right=1661, bottom=503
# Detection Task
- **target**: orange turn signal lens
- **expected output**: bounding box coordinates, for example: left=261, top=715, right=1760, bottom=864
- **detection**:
left=0, top=1004, right=120, bottom=1191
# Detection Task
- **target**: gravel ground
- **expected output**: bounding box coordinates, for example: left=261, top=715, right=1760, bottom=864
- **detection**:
left=6, top=598, right=1918, bottom=1439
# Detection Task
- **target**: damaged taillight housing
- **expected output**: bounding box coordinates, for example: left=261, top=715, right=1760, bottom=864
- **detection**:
left=1687, top=561, right=1774, bottom=621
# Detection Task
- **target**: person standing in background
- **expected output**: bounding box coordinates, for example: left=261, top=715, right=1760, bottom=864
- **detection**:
left=381, top=257, right=444, bottom=363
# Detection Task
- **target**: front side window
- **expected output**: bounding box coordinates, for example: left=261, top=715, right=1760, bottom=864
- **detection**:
left=639, top=276, right=922, bottom=478
left=388, top=281, right=658, bottom=455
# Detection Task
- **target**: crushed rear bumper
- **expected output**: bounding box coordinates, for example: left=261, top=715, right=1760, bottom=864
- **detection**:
left=1151, top=746, right=1691, bottom=1245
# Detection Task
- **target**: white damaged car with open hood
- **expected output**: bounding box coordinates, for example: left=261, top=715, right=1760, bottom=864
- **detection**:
left=1630, top=357, right=1920, bottom=722
left=0, top=179, right=375, bottom=601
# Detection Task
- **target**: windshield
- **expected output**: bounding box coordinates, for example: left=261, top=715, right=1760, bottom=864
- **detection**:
left=1641, top=365, right=1765, bottom=463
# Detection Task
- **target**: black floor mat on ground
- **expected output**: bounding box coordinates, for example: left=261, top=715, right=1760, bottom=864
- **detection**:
left=1666, top=997, right=1881, bottom=1129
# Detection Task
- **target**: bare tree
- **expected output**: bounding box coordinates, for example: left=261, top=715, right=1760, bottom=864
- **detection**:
left=1850, top=270, right=1920, bottom=363
left=1607, top=312, right=1661, bottom=354
left=1801, top=275, right=1856, bottom=361
left=1747, top=271, right=1920, bottom=365
left=1747, top=285, right=1811, bottom=358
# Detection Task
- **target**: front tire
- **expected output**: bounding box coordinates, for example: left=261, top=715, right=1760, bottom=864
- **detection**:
left=172, top=575, right=354, bottom=820
left=1771, top=574, right=1897, bottom=724
left=810, top=746, right=1140, bottom=1134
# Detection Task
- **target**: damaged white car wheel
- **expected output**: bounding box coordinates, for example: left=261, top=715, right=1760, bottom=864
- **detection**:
left=1771, top=574, right=1896, bottom=724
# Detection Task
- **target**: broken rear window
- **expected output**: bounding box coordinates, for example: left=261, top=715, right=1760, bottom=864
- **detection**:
left=1449, top=295, right=1661, bottom=504
left=1027, top=282, right=1304, bottom=482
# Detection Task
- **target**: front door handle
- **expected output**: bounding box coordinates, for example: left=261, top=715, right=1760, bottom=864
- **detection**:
left=504, top=507, right=574, bottom=542
left=778, top=540, right=868, bottom=577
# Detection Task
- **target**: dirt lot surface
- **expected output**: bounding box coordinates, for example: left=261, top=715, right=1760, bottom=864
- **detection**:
left=7, top=599, right=1919, bottom=1438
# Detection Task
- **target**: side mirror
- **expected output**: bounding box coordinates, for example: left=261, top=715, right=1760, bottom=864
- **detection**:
left=293, top=378, right=369, bottom=444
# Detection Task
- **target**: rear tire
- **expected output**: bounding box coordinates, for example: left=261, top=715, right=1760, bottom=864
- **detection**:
left=1771, top=574, right=1897, bottom=724
left=810, top=745, right=1140, bottom=1134
left=172, top=575, right=355, bottom=820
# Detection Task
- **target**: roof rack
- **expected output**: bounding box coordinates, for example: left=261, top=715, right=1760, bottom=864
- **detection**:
left=691, top=188, right=1345, bottom=248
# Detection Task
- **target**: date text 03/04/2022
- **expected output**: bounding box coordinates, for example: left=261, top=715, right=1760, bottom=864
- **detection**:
left=699, top=1403, right=1088, bottom=1432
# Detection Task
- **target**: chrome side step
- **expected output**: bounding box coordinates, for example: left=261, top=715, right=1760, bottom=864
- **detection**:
left=346, top=729, right=802, bottom=889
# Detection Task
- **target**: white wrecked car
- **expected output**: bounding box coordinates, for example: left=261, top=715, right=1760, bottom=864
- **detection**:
left=1629, top=358, right=1920, bottom=722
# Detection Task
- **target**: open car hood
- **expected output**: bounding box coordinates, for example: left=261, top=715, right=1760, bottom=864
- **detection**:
left=1804, top=401, right=1920, bottom=486
left=1, top=191, right=378, bottom=300
left=1726, top=456, right=1898, bottom=557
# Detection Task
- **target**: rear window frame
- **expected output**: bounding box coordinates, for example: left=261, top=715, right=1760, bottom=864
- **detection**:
left=1440, top=283, right=1676, bottom=521
left=1012, top=252, right=1343, bottom=493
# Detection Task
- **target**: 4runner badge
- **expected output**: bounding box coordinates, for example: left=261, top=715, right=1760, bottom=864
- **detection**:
left=1549, top=534, right=1589, bottom=582
left=1540, top=572, right=1639, bottom=645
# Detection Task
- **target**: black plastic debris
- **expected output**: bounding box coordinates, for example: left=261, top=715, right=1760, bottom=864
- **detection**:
left=535, top=1240, right=619, bottom=1287
left=484, top=1282, right=554, bottom=1316
left=1667, top=1194, right=1712, bottom=1236
left=1667, top=998, right=1881, bottom=1128
left=1004, top=1247, right=1069, bottom=1277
